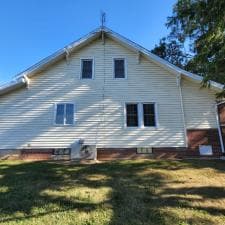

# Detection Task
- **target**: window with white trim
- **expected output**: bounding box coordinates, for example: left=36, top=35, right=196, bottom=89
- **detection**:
left=114, top=58, right=126, bottom=78
left=126, top=103, right=138, bottom=127
left=55, top=103, right=74, bottom=125
left=143, top=103, right=156, bottom=127
left=81, top=59, right=93, bottom=79
left=126, top=103, right=156, bottom=127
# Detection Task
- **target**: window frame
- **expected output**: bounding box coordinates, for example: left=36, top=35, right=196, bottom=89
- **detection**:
left=124, top=102, right=158, bottom=128
left=80, top=58, right=94, bottom=80
left=142, top=102, right=157, bottom=128
left=113, top=58, right=127, bottom=79
left=125, top=103, right=139, bottom=127
left=54, top=103, right=75, bottom=126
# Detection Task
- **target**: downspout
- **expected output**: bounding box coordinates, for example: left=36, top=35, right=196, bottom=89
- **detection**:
left=177, top=74, right=188, bottom=147
left=215, top=102, right=225, bottom=154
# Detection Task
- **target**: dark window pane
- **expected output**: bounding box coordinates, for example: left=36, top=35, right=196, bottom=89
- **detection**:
left=126, top=104, right=138, bottom=127
left=143, top=104, right=155, bottom=126
left=82, top=60, right=93, bottom=79
left=114, top=59, right=125, bottom=78
left=56, top=104, right=65, bottom=124
left=65, top=104, right=74, bottom=125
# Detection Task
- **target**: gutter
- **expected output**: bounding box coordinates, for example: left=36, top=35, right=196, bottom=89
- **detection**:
left=0, top=76, right=28, bottom=96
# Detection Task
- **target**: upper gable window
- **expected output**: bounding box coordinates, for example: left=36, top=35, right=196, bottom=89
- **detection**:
left=114, top=58, right=126, bottom=78
left=81, top=59, right=93, bottom=79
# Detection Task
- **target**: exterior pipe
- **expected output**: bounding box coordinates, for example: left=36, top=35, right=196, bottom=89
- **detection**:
left=215, top=102, right=225, bottom=154
left=177, top=74, right=188, bottom=147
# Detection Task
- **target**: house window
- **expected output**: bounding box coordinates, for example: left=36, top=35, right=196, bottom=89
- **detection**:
left=143, top=103, right=156, bottom=127
left=55, top=103, right=74, bottom=125
left=114, top=58, right=126, bottom=78
left=81, top=59, right=93, bottom=79
left=125, top=103, right=156, bottom=127
left=126, top=104, right=138, bottom=127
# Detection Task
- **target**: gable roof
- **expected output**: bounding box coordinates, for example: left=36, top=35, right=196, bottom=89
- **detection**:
left=0, top=26, right=223, bottom=95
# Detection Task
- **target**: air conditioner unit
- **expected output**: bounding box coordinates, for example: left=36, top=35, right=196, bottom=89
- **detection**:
left=80, top=145, right=97, bottom=160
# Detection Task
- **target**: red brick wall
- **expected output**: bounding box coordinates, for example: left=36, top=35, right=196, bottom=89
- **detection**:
left=152, top=147, right=186, bottom=159
left=218, top=104, right=225, bottom=125
left=187, top=129, right=222, bottom=157
left=97, top=148, right=139, bottom=160
left=20, top=149, right=54, bottom=160
left=218, top=103, right=225, bottom=147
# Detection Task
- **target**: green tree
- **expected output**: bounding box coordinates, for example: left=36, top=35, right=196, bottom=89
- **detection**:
left=152, top=0, right=225, bottom=96
left=151, top=37, right=189, bottom=68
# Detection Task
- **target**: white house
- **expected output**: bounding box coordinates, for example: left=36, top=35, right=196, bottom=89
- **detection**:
left=0, top=26, right=224, bottom=160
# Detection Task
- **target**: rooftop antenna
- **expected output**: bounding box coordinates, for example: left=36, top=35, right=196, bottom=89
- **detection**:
left=100, top=11, right=106, bottom=28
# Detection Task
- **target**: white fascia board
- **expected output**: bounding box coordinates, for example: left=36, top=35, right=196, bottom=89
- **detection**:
left=16, top=27, right=102, bottom=79
left=0, top=28, right=101, bottom=95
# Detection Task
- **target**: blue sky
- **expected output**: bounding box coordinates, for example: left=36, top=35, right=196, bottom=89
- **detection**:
left=0, top=0, right=176, bottom=84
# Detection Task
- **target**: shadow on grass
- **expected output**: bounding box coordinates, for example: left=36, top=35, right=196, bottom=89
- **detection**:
left=0, top=159, right=225, bottom=225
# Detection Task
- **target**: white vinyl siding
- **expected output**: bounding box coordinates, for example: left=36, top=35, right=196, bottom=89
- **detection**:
left=182, top=78, right=217, bottom=128
left=0, top=37, right=217, bottom=149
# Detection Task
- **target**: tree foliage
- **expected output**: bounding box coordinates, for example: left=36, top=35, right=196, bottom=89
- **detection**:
left=151, top=0, right=225, bottom=96
left=151, top=37, right=188, bottom=68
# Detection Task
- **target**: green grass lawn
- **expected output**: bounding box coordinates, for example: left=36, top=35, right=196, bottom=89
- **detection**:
left=0, top=159, right=225, bottom=225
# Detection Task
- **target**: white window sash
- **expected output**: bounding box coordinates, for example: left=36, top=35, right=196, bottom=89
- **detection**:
left=80, top=58, right=94, bottom=79
left=54, top=103, right=75, bottom=126
left=113, top=58, right=127, bottom=79
left=124, top=102, right=158, bottom=128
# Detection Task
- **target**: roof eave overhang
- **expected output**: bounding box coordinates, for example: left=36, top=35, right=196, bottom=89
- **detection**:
left=18, top=28, right=102, bottom=79
left=105, top=28, right=224, bottom=91
left=0, top=77, right=27, bottom=96
left=0, top=26, right=223, bottom=96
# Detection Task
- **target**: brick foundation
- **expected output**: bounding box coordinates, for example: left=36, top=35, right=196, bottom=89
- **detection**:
left=152, top=147, right=186, bottom=159
left=20, top=149, right=54, bottom=160
left=0, top=150, right=21, bottom=160
left=0, top=128, right=223, bottom=161
left=97, top=148, right=152, bottom=160
left=0, top=149, right=71, bottom=161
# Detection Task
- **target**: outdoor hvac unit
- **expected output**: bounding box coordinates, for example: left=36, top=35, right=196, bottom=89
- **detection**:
left=80, top=145, right=97, bottom=160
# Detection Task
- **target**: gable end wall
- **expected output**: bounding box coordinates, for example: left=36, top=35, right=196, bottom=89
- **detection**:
left=0, top=37, right=218, bottom=152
